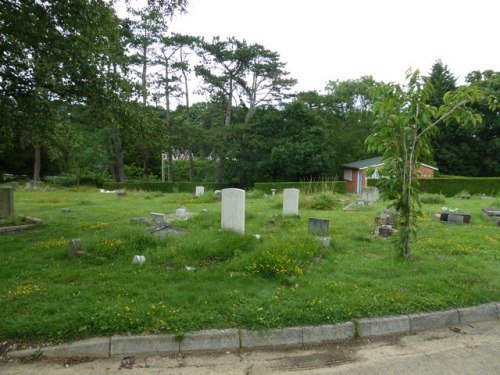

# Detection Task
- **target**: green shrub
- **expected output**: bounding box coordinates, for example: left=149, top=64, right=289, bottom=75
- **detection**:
left=420, top=193, right=446, bottom=204
left=299, top=192, right=341, bottom=210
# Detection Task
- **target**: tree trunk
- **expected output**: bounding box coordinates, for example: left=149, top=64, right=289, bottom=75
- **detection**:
left=33, top=144, right=41, bottom=182
left=188, top=151, right=194, bottom=181
left=109, top=128, right=125, bottom=182
left=216, top=158, right=225, bottom=182
left=142, top=149, right=149, bottom=181
left=167, top=150, right=174, bottom=182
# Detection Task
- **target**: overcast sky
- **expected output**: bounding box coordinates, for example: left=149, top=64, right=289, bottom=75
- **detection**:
left=165, top=0, right=499, bottom=93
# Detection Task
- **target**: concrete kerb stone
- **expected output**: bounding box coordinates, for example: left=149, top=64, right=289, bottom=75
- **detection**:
left=7, top=338, right=111, bottom=359
left=457, top=302, right=499, bottom=324
left=302, top=322, right=355, bottom=344
left=240, top=327, right=303, bottom=349
left=408, top=309, right=460, bottom=333
left=179, top=329, right=240, bottom=352
left=357, top=315, right=410, bottom=337
left=6, top=302, right=500, bottom=359
left=110, top=334, right=179, bottom=356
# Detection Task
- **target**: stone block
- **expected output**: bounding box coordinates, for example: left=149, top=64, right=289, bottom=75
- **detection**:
left=151, top=212, right=165, bottom=223
left=357, top=315, right=410, bottom=337
left=302, top=322, right=355, bottom=344
left=240, top=327, right=303, bottom=348
left=111, top=334, right=179, bottom=355
left=458, top=303, right=499, bottom=324
left=361, top=187, right=380, bottom=202
left=180, top=329, right=240, bottom=352
left=408, top=310, right=460, bottom=332
left=0, top=187, right=14, bottom=219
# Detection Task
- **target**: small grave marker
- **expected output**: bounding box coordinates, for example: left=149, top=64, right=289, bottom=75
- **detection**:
left=195, top=186, right=205, bottom=197
left=283, top=188, right=299, bottom=215
left=151, top=212, right=165, bottom=223
left=68, top=239, right=81, bottom=257
left=271, top=189, right=276, bottom=197
left=308, top=218, right=330, bottom=235
left=221, top=188, right=245, bottom=234
left=175, top=208, right=187, bottom=218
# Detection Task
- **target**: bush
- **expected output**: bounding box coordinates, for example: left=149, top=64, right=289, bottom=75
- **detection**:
left=303, top=193, right=341, bottom=210
left=420, top=193, right=446, bottom=204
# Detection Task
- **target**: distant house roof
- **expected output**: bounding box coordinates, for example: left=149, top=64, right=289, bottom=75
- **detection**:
left=341, top=157, right=384, bottom=170
left=342, top=156, right=438, bottom=171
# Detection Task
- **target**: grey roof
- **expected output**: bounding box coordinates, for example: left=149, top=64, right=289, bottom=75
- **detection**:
left=342, top=156, right=438, bottom=171
left=342, top=157, right=384, bottom=170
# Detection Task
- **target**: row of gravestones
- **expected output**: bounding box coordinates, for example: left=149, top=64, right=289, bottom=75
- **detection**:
left=221, top=188, right=299, bottom=234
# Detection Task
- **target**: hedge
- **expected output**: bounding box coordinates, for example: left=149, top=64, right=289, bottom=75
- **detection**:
left=103, top=181, right=176, bottom=193
left=102, top=181, right=232, bottom=193
left=368, top=177, right=500, bottom=197
left=254, top=181, right=346, bottom=194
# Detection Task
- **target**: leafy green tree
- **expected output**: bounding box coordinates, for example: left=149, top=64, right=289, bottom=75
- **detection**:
left=366, top=69, right=486, bottom=259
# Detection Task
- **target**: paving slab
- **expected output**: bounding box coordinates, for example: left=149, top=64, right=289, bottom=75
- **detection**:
left=357, top=315, right=410, bottom=337
left=240, top=327, right=303, bottom=348
left=7, top=338, right=110, bottom=359
left=111, top=334, right=178, bottom=356
left=180, top=329, right=240, bottom=352
left=409, top=309, right=460, bottom=332
left=458, top=303, right=499, bottom=324
left=302, top=322, right=355, bottom=344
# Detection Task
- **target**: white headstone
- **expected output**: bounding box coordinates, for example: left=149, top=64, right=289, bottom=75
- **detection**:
left=195, top=186, right=205, bottom=197
left=283, top=188, right=299, bottom=215
left=221, top=188, right=245, bottom=234
left=175, top=208, right=186, bottom=218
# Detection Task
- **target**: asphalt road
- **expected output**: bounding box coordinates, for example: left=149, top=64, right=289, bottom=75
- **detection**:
left=1, top=320, right=499, bottom=375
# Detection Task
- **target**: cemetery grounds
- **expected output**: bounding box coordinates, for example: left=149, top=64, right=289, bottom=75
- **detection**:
left=0, top=187, right=498, bottom=347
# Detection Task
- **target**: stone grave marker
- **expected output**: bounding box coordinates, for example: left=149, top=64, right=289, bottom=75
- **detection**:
left=308, top=218, right=330, bottom=235
left=440, top=210, right=471, bottom=224
left=175, top=207, right=187, bottom=218
left=195, top=186, right=205, bottom=197
left=221, top=188, right=245, bottom=234
left=361, top=187, right=380, bottom=203
left=271, top=189, right=276, bottom=197
left=11, top=181, right=19, bottom=190
left=68, top=239, right=81, bottom=257
left=283, top=188, right=299, bottom=215
left=0, top=187, right=14, bottom=219
left=151, top=212, right=166, bottom=223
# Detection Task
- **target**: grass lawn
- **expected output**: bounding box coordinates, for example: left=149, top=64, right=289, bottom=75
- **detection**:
left=0, top=186, right=499, bottom=344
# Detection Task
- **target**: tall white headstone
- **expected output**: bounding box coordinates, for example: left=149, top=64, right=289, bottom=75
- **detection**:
left=195, top=186, right=205, bottom=197
left=283, top=188, right=299, bottom=215
left=221, top=188, right=245, bottom=234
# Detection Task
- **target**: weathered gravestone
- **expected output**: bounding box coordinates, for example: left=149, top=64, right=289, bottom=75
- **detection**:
left=221, top=188, right=245, bottom=234
left=195, top=186, right=205, bottom=197
left=271, top=189, right=276, bottom=197
left=361, top=187, right=380, bottom=203
left=308, top=218, right=330, bottom=235
left=283, top=188, right=299, bottom=215
left=0, top=187, right=14, bottom=219
left=175, top=208, right=187, bottom=218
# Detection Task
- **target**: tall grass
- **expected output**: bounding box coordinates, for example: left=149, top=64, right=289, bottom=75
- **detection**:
left=0, top=186, right=498, bottom=343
